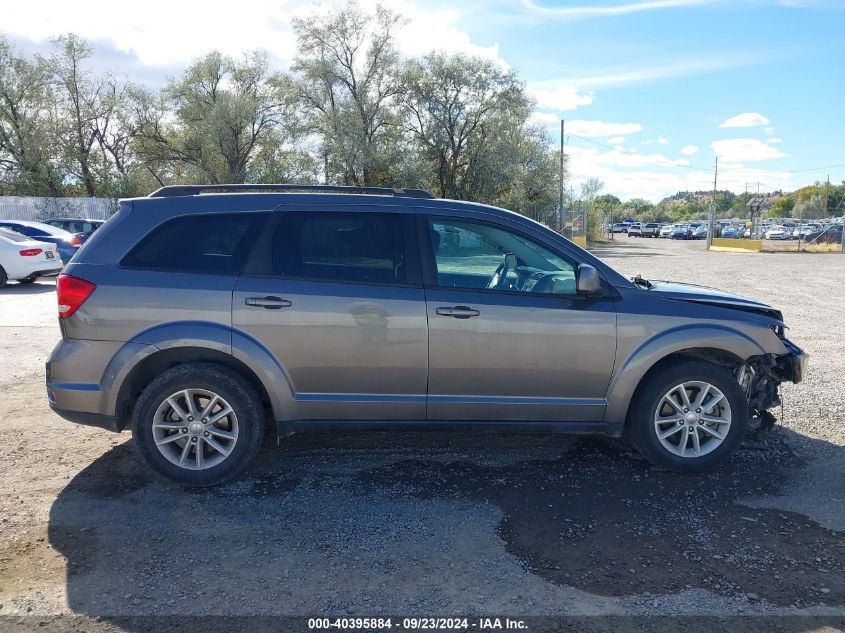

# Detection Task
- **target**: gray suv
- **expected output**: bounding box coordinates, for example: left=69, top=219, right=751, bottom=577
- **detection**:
left=47, top=184, right=808, bottom=486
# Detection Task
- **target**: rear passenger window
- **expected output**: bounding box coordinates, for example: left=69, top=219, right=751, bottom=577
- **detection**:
left=122, top=213, right=268, bottom=274
left=272, top=212, right=406, bottom=284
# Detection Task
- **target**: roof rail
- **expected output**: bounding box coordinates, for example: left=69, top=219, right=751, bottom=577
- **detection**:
left=148, top=183, right=435, bottom=199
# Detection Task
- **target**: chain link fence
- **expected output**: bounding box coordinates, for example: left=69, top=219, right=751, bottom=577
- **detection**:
left=0, top=196, right=118, bottom=222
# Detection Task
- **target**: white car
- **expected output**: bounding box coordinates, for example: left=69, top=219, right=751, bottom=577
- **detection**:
left=659, top=224, right=673, bottom=237
left=765, top=225, right=789, bottom=240
left=0, top=228, right=63, bottom=288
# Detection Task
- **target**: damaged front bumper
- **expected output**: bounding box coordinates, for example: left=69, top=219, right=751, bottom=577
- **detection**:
left=744, top=339, right=809, bottom=415
left=774, top=338, right=809, bottom=384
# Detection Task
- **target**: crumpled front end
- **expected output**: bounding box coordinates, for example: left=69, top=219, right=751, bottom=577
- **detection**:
left=741, top=333, right=809, bottom=433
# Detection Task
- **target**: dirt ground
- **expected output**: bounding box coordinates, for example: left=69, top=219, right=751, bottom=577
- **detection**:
left=0, top=237, right=843, bottom=631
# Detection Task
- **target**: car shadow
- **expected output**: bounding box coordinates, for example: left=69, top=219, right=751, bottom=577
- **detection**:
left=1, top=279, right=57, bottom=294
left=47, top=426, right=844, bottom=621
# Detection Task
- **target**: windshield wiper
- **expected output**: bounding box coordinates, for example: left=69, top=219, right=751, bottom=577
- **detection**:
left=632, top=274, right=653, bottom=289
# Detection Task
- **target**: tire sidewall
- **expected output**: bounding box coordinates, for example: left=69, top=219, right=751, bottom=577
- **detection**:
left=132, top=363, right=264, bottom=486
left=630, top=361, right=749, bottom=472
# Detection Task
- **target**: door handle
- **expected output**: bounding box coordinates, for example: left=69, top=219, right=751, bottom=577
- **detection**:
left=435, top=305, right=480, bottom=319
left=245, top=296, right=292, bottom=309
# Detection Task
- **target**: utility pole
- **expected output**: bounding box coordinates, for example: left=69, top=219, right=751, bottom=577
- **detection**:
left=707, top=157, right=718, bottom=250
left=823, top=175, right=830, bottom=218
left=559, top=120, right=565, bottom=234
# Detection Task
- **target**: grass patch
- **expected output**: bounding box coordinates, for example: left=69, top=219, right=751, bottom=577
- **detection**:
left=803, top=242, right=843, bottom=253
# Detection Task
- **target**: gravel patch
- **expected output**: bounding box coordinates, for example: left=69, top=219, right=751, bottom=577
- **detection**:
left=1, top=238, right=843, bottom=623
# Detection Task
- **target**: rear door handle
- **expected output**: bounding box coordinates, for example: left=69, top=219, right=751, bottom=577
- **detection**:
left=435, top=305, right=480, bottom=319
left=245, top=296, right=292, bottom=309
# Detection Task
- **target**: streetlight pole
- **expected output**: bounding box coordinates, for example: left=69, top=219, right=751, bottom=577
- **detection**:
left=559, top=120, right=565, bottom=234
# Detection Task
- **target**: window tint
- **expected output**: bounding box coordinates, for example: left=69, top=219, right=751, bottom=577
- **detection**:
left=428, top=218, right=577, bottom=295
left=122, top=213, right=267, bottom=274
left=273, top=212, right=406, bottom=284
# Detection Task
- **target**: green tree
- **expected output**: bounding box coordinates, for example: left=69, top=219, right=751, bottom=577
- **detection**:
left=769, top=196, right=795, bottom=218
left=292, top=2, right=404, bottom=186
left=401, top=52, right=531, bottom=200
left=0, top=36, right=61, bottom=195
left=134, top=51, right=296, bottom=184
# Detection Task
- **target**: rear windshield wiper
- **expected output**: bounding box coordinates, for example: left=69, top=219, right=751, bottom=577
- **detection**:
left=632, top=274, right=653, bottom=289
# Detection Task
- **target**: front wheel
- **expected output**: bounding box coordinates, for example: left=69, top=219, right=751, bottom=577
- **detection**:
left=131, top=363, right=265, bottom=486
left=628, top=360, right=748, bottom=472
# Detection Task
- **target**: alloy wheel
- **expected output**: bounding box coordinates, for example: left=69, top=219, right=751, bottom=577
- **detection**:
left=151, top=389, right=239, bottom=470
left=653, top=381, right=732, bottom=458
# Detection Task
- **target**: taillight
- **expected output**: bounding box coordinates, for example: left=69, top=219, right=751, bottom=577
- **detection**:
left=19, top=248, right=43, bottom=256
left=69, top=235, right=82, bottom=248
left=57, top=274, right=96, bottom=319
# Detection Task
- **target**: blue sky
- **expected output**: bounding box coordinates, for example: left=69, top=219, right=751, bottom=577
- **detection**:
left=3, top=0, right=844, bottom=201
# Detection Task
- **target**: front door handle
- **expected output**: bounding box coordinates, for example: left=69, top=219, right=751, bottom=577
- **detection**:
left=435, top=305, right=480, bottom=319
left=245, top=296, right=292, bottom=309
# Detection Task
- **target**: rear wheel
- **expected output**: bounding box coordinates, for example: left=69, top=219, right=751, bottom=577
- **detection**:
left=132, top=363, right=265, bottom=486
left=0, top=267, right=7, bottom=288
left=629, top=360, right=748, bottom=472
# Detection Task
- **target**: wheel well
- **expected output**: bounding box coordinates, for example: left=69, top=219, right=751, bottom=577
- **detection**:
left=115, top=347, right=273, bottom=430
left=625, top=347, right=745, bottom=428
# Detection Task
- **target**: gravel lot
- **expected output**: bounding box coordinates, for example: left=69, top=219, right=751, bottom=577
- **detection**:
left=0, top=238, right=843, bottom=630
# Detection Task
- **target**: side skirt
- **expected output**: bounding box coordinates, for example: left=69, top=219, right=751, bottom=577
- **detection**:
left=276, top=419, right=610, bottom=435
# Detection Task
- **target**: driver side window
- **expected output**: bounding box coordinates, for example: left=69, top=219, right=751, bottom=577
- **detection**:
left=428, top=218, right=577, bottom=295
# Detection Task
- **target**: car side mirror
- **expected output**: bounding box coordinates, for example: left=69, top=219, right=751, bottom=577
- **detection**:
left=576, top=264, right=602, bottom=296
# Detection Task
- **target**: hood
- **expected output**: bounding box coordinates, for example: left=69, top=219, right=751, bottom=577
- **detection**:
left=645, top=280, right=783, bottom=321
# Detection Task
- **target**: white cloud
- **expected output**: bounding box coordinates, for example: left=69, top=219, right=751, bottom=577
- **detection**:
left=607, top=136, right=626, bottom=144
left=680, top=144, right=699, bottom=155
left=556, top=55, right=764, bottom=88
left=719, top=112, right=771, bottom=128
left=763, top=126, right=775, bottom=135
left=566, top=142, right=795, bottom=202
left=519, top=0, right=720, bottom=20
left=657, top=135, right=668, bottom=144
left=0, top=0, right=507, bottom=69
left=710, top=138, right=787, bottom=162
left=566, top=120, right=644, bottom=137
left=768, top=137, right=784, bottom=144
left=528, top=85, right=594, bottom=111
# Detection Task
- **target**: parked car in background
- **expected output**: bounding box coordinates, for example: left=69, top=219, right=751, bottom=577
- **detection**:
left=0, top=220, right=81, bottom=263
left=46, top=183, right=808, bottom=485
left=765, top=225, right=789, bottom=240
left=641, top=222, right=660, bottom=238
left=610, top=223, right=628, bottom=233
left=793, top=224, right=821, bottom=239
left=659, top=224, right=674, bottom=237
left=43, top=218, right=105, bottom=243
left=720, top=226, right=741, bottom=239
left=805, top=224, right=843, bottom=244
left=0, top=228, right=63, bottom=288
left=692, top=225, right=709, bottom=240
left=627, top=223, right=643, bottom=237
left=671, top=225, right=693, bottom=240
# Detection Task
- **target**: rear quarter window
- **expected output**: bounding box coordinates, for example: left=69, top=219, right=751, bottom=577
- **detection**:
left=121, top=213, right=269, bottom=274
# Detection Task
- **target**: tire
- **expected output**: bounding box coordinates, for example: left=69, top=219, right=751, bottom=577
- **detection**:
left=0, top=266, right=6, bottom=289
left=131, top=362, right=265, bottom=486
left=628, top=360, right=748, bottom=473
left=18, top=275, right=36, bottom=284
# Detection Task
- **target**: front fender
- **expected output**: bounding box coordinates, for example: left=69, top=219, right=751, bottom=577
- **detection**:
left=604, top=324, right=768, bottom=433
